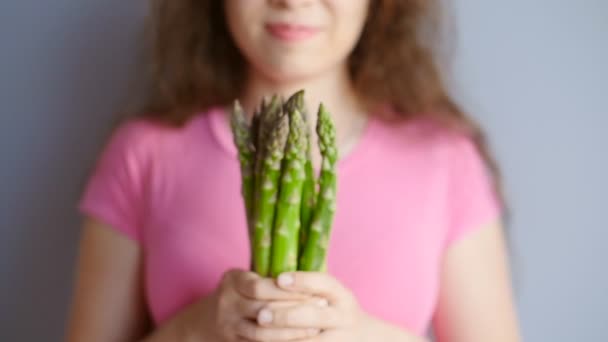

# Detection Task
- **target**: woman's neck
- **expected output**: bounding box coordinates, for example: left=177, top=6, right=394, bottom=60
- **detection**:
left=239, top=64, right=369, bottom=165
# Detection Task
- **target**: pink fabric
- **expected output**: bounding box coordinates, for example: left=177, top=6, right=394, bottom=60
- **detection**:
left=78, top=107, right=501, bottom=335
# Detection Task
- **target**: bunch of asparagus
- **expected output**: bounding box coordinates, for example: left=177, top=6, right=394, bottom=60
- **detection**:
left=230, top=90, right=338, bottom=278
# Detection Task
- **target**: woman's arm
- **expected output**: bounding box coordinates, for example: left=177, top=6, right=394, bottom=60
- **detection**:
left=245, top=221, right=521, bottom=342
left=432, top=220, right=522, bottom=342
left=65, top=217, right=317, bottom=342
left=65, top=217, right=151, bottom=341
left=65, top=217, right=197, bottom=342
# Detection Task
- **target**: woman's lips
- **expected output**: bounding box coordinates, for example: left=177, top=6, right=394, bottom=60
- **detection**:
left=265, top=23, right=320, bottom=42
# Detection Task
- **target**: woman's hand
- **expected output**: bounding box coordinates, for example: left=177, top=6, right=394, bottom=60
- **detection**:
left=253, top=271, right=369, bottom=341
left=188, top=269, right=323, bottom=342
left=255, top=272, right=426, bottom=342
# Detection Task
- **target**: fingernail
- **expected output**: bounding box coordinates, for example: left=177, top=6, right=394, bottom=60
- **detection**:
left=317, top=298, right=329, bottom=307
left=257, top=309, right=273, bottom=324
left=277, top=273, right=294, bottom=287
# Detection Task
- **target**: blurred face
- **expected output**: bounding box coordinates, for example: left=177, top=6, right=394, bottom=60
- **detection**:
left=224, top=0, right=370, bottom=83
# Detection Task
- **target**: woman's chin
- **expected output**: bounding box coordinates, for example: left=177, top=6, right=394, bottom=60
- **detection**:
left=255, top=61, right=333, bottom=86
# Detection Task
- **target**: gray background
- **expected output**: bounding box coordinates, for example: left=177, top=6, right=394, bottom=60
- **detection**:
left=0, top=0, right=606, bottom=341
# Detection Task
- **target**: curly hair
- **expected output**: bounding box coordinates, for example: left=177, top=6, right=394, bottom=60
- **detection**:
left=132, top=0, right=506, bottom=209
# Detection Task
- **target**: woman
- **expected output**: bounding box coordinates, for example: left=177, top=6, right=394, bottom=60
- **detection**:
left=66, top=1, right=521, bottom=341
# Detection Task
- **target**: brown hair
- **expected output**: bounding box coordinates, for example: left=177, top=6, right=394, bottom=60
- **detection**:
left=132, top=0, right=506, bottom=211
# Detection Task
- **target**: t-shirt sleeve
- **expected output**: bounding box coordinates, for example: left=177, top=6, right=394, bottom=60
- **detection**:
left=77, top=120, right=153, bottom=242
left=444, top=133, right=503, bottom=247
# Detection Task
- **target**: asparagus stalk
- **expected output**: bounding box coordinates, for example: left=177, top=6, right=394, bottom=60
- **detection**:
left=250, top=106, right=261, bottom=155
left=230, top=101, right=256, bottom=269
left=283, top=90, right=316, bottom=254
left=298, top=104, right=338, bottom=272
left=251, top=99, right=289, bottom=277
left=270, top=105, right=308, bottom=277
left=299, top=109, right=316, bottom=255
left=230, top=101, right=255, bottom=229
left=300, top=153, right=315, bottom=254
left=254, top=96, right=281, bottom=183
left=282, top=90, right=315, bottom=252
left=251, top=96, right=278, bottom=217
left=248, top=106, right=261, bottom=267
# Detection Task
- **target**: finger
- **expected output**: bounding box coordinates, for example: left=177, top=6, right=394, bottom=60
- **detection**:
left=233, top=271, right=310, bottom=301
left=257, top=302, right=346, bottom=329
left=275, top=272, right=351, bottom=304
left=234, top=297, right=268, bottom=319
left=235, top=319, right=321, bottom=341
left=315, top=329, right=342, bottom=342
left=236, top=297, right=316, bottom=320
left=285, top=330, right=341, bottom=342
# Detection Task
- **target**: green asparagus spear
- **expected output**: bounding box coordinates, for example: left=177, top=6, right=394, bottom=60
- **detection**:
left=250, top=106, right=261, bottom=155
left=230, top=101, right=255, bottom=228
left=298, top=103, right=338, bottom=272
left=300, top=114, right=316, bottom=255
left=300, top=152, right=315, bottom=254
left=251, top=95, right=280, bottom=232
left=270, top=106, right=308, bottom=277
left=253, top=96, right=281, bottom=191
left=282, top=90, right=315, bottom=253
left=283, top=90, right=303, bottom=115
left=248, top=106, right=262, bottom=271
left=229, top=100, right=256, bottom=269
left=251, top=101, right=289, bottom=277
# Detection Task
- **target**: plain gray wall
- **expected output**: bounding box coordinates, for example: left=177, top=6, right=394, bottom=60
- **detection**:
left=0, top=1, right=606, bottom=341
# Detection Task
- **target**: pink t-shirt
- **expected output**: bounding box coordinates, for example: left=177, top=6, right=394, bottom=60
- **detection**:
left=78, top=107, right=501, bottom=335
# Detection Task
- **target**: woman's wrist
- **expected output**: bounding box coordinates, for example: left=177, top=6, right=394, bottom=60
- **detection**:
left=138, top=309, right=194, bottom=342
left=181, top=293, right=219, bottom=342
left=139, top=293, right=218, bottom=342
